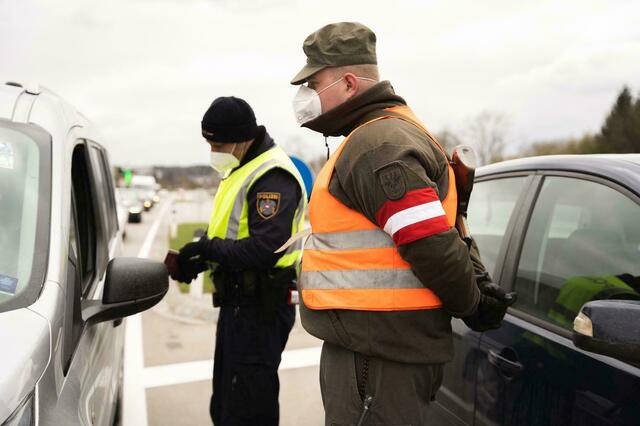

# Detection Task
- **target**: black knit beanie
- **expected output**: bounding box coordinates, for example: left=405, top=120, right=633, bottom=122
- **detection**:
left=201, top=96, right=258, bottom=143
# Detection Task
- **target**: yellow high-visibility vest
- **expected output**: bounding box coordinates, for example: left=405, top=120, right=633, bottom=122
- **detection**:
left=207, top=145, right=306, bottom=270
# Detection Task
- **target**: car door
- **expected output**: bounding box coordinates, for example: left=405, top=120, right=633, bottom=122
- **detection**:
left=432, top=174, right=531, bottom=425
left=85, top=141, right=124, bottom=426
left=43, top=141, right=123, bottom=426
left=475, top=173, right=640, bottom=426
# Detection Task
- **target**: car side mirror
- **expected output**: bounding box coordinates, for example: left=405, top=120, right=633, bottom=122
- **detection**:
left=573, top=299, right=640, bottom=363
left=82, top=257, right=168, bottom=325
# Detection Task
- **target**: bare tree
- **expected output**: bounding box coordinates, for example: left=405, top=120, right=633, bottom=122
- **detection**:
left=465, top=111, right=508, bottom=166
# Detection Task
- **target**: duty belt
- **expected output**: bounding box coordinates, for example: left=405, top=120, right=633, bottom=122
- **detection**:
left=212, top=267, right=296, bottom=310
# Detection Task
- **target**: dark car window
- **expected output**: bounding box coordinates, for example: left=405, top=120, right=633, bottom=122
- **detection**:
left=513, top=176, right=640, bottom=330
left=71, top=144, right=97, bottom=292
left=468, top=177, right=527, bottom=277
left=62, top=191, right=84, bottom=374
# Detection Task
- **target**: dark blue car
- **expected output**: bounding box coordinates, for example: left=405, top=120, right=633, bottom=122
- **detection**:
left=433, top=154, right=640, bottom=426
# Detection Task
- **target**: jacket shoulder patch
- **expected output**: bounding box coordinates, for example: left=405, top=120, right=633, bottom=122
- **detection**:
left=376, top=163, right=407, bottom=201
left=256, top=192, right=280, bottom=219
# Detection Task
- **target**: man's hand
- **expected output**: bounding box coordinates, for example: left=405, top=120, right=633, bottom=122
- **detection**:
left=463, top=279, right=517, bottom=332
left=174, top=240, right=207, bottom=284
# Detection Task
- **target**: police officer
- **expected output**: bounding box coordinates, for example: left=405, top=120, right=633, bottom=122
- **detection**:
left=171, top=96, right=306, bottom=426
left=290, top=23, right=513, bottom=425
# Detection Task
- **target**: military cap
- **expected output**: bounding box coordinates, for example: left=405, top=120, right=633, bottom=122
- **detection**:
left=290, top=22, right=377, bottom=85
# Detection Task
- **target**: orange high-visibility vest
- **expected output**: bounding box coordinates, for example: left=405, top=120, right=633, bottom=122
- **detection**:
left=299, top=105, right=457, bottom=311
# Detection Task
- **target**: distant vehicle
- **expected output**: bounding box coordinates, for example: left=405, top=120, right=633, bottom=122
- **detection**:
left=131, top=174, right=159, bottom=206
left=137, top=189, right=154, bottom=211
left=116, top=188, right=144, bottom=223
left=143, top=189, right=159, bottom=206
left=131, top=174, right=157, bottom=189
left=0, top=82, right=168, bottom=426
left=433, top=154, right=640, bottom=426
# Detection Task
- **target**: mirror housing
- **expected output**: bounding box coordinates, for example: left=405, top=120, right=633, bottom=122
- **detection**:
left=82, top=257, right=168, bottom=325
left=573, top=300, right=640, bottom=363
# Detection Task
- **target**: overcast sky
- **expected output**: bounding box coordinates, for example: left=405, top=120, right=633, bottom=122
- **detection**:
left=2, top=0, right=639, bottom=166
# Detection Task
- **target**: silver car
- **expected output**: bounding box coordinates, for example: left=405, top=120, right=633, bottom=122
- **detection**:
left=0, top=82, right=167, bottom=426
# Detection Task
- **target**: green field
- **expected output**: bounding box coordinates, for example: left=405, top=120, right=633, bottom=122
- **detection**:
left=169, top=222, right=214, bottom=294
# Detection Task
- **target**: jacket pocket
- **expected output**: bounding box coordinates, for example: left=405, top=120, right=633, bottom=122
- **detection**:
left=328, top=309, right=352, bottom=348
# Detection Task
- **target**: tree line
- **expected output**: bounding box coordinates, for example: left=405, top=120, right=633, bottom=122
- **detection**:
left=442, top=86, right=640, bottom=165
left=521, top=86, right=640, bottom=157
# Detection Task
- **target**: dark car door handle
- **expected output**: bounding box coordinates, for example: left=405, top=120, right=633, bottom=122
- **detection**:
left=488, top=349, right=523, bottom=377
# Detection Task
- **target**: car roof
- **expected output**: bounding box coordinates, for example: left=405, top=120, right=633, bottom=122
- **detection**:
left=476, top=154, right=640, bottom=194
left=0, top=82, right=103, bottom=148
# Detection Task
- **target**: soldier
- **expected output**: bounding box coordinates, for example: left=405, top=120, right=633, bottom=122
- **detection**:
left=290, top=22, right=513, bottom=425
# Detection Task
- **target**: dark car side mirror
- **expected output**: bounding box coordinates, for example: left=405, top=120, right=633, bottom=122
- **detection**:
left=82, top=257, right=169, bottom=325
left=573, top=299, right=640, bottom=363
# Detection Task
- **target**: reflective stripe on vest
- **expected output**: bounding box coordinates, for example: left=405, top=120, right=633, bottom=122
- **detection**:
left=207, top=145, right=307, bottom=269
left=299, top=105, right=457, bottom=311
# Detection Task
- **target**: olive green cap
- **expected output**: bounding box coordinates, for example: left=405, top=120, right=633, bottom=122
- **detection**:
left=290, top=22, right=377, bottom=85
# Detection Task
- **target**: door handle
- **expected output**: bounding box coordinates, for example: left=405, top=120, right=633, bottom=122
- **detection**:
left=488, top=349, right=523, bottom=377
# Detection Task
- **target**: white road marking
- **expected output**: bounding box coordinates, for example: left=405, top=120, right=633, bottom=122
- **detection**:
left=190, top=273, right=204, bottom=297
left=142, top=345, right=322, bottom=389
left=143, top=359, right=212, bottom=389
left=123, top=200, right=172, bottom=426
left=122, top=313, right=147, bottom=426
left=280, top=345, right=322, bottom=370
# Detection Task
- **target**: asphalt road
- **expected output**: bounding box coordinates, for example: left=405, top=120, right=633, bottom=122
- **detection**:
left=120, top=191, right=324, bottom=426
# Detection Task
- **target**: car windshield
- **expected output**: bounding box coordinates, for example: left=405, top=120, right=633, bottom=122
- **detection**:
left=0, top=126, right=41, bottom=306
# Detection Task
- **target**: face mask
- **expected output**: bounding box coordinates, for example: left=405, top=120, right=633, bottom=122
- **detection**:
left=292, top=76, right=345, bottom=125
left=209, top=151, right=239, bottom=176
left=292, top=77, right=379, bottom=125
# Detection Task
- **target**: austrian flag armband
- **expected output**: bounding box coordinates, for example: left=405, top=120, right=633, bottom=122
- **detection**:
left=375, top=187, right=451, bottom=246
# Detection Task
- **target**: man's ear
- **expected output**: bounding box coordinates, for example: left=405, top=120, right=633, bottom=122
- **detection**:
left=343, top=73, right=359, bottom=98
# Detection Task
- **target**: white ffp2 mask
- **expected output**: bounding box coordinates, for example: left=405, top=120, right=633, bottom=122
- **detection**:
left=292, top=76, right=346, bottom=125
left=209, top=151, right=239, bottom=176
left=292, top=84, right=323, bottom=125
left=292, top=76, right=379, bottom=125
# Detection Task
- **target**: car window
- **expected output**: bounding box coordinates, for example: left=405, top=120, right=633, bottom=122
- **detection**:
left=100, top=149, right=119, bottom=234
left=0, top=127, right=39, bottom=305
left=513, top=176, right=640, bottom=330
left=88, top=145, right=117, bottom=239
left=71, top=144, right=97, bottom=292
left=467, top=177, right=527, bottom=277
left=63, top=195, right=84, bottom=373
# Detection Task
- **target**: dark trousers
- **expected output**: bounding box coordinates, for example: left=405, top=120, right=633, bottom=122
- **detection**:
left=320, top=342, right=444, bottom=426
left=210, top=302, right=295, bottom=426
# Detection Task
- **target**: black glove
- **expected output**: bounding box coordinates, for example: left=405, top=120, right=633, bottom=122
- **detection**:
left=175, top=240, right=208, bottom=284
left=463, top=278, right=517, bottom=332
